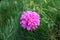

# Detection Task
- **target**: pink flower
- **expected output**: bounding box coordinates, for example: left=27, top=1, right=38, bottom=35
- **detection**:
left=20, top=11, right=40, bottom=31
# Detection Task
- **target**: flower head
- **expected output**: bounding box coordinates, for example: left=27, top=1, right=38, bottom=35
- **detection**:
left=20, top=11, right=40, bottom=31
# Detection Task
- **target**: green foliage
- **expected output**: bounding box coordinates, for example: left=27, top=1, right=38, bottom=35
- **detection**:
left=0, top=0, right=60, bottom=40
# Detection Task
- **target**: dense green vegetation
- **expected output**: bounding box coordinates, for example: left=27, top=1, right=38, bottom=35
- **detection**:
left=0, top=0, right=60, bottom=40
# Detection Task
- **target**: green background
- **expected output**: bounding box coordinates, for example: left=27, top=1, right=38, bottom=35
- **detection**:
left=0, top=0, right=60, bottom=40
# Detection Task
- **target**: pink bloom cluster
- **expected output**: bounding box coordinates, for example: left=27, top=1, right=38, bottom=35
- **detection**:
left=20, top=11, right=40, bottom=31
